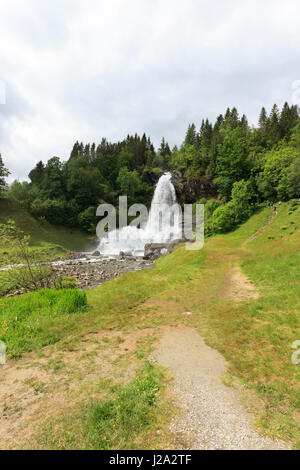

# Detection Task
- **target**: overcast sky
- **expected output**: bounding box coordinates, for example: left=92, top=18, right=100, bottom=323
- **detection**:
left=0, top=0, right=300, bottom=181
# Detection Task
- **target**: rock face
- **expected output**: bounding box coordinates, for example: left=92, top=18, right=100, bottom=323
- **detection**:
left=143, top=242, right=181, bottom=260
left=171, top=171, right=217, bottom=205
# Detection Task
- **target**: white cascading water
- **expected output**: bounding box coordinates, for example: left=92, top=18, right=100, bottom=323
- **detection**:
left=99, top=172, right=182, bottom=256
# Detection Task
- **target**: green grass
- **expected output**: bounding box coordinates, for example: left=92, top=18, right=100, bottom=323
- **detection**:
left=237, top=203, right=300, bottom=444
left=0, top=288, right=88, bottom=358
left=0, top=199, right=92, bottom=267
left=2, top=201, right=300, bottom=449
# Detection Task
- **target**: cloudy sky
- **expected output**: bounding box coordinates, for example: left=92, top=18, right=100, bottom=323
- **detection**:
left=0, top=0, right=299, bottom=180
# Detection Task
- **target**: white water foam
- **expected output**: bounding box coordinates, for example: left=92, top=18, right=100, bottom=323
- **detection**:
left=98, top=172, right=182, bottom=256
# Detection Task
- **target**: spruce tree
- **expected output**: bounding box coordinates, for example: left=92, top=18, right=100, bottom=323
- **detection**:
left=0, top=154, right=10, bottom=195
left=184, top=123, right=197, bottom=146
left=240, top=114, right=249, bottom=130
left=258, top=107, right=268, bottom=133
left=70, top=141, right=80, bottom=160
left=230, top=107, right=239, bottom=127
left=268, top=104, right=280, bottom=145
left=28, top=161, right=44, bottom=186
left=280, top=102, right=299, bottom=139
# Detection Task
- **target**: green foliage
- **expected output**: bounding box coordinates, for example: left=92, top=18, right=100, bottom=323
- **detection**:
left=117, top=167, right=142, bottom=203
left=170, top=144, right=200, bottom=178
left=4, top=102, right=300, bottom=236
left=0, top=220, right=54, bottom=293
left=0, top=288, right=87, bottom=358
left=210, top=180, right=254, bottom=233
left=66, top=160, right=104, bottom=211
left=5, top=180, right=32, bottom=209
left=77, top=206, right=97, bottom=231
left=117, top=149, right=134, bottom=171
left=230, top=179, right=253, bottom=223
left=54, top=276, right=77, bottom=289
left=0, top=199, right=90, bottom=260
left=279, top=157, right=300, bottom=200
left=214, top=125, right=250, bottom=200
left=210, top=202, right=236, bottom=233
left=30, top=198, right=78, bottom=226
left=257, top=145, right=298, bottom=199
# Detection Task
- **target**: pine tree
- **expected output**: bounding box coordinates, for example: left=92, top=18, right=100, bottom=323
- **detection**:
left=199, top=119, right=213, bottom=174
left=230, top=107, right=239, bottom=127
left=70, top=141, right=80, bottom=160
left=215, top=114, right=224, bottom=129
left=240, top=114, right=249, bottom=130
left=258, top=107, right=268, bottom=133
left=184, top=123, right=197, bottom=146
left=159, top=137, right=171, bottom=157
left=280, top=102, right=299, bottom=139
left=224, top=107, right=231, bottom=121
left=28, top=161, right=44, bottom=186
left=268, top=104, right=280, bottom=145
left=279, top=102, right=291, bottom=139
left=0, top=154, right=10, bottom=195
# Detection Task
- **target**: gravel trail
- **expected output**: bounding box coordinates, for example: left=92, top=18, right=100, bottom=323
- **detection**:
left=153, top=327, right=289, bottom=450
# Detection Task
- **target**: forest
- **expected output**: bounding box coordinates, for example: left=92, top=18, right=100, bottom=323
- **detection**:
left=1, top=102, right=300, bottom=234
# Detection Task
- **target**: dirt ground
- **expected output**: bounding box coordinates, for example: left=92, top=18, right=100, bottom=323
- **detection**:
left=0, top=327, right=154, bottom=449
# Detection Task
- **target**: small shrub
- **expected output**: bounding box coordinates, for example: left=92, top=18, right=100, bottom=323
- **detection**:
left=54, top=276, right=76, bottom=289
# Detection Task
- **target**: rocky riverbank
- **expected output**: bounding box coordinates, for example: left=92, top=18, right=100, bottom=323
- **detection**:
left=52, top=252, right=154, bottom=290
left=3, top=241, right=181, bottom=296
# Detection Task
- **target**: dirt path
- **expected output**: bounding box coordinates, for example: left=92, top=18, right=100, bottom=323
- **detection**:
left=219, top=265, right=260, bottom=302
left=243, top=208, right=277, bottom=247
left=153, top=327, right=289, bottom=450
left=219, top=209, right=278, bottom=302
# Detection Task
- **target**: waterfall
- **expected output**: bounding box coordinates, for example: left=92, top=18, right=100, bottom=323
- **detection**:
left=98, top=172, right=182, bottom=256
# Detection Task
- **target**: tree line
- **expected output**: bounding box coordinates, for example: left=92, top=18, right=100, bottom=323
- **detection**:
left=1, top=101, right=299, bottom=233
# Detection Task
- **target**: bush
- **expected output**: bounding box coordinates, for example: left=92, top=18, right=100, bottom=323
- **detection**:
left=210, top=180, right=254, bottom=234
left=210, top=202, right=236, bottom=233
left=54, top=276, right=77, bottom=289
left=78, top=206, right=97, bottom=231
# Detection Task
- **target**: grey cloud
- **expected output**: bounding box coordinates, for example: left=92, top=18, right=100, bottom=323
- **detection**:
left=0, top=0, right=299, bottom=180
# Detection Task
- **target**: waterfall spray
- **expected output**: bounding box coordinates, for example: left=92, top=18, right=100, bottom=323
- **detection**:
left=98, top=173, right=182, bottom=256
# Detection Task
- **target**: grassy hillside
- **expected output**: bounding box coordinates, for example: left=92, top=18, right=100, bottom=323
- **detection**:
left=1, top=202, right=299, bottom=449
left=0, top=199, right=92, bottom=267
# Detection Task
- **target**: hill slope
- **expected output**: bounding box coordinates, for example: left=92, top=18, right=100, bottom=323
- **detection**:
left=0, top=199, right=92, bottom=266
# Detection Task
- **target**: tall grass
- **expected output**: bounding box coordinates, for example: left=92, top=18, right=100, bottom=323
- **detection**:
left=0, top=288, right=87, bottom=358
